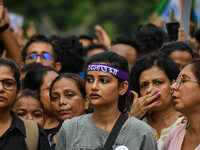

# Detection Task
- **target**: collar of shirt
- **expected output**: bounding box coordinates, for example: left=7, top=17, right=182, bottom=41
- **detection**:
left=1, top=111, right=26, bottom=138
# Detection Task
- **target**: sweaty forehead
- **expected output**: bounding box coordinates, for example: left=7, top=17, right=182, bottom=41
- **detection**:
left=27, top=41, right=54, bottom=55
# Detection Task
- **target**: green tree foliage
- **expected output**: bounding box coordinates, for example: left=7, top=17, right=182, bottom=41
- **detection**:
left=6, top=0, right=161, bottom=38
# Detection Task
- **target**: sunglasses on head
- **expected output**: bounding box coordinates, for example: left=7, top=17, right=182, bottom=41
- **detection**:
left=27, top=52, right=53, bottom=61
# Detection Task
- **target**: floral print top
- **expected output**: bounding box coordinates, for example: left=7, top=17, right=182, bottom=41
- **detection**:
left=143, top=116, right=184, bottom=150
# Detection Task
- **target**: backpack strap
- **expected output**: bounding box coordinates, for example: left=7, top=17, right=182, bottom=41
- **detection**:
left=23, top=119, right=39, bottom=150
left=102, top=113, right=129, bottom=150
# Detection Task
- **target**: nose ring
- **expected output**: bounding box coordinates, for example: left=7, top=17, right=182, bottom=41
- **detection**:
left=170, top=89, right=174, bottom=94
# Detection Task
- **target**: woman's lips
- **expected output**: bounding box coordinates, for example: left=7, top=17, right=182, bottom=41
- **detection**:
left=90, top=93, right=101, bottom=99
left=172, top=96, right=179, bottom=102
left=59, top=109, right=70, bottom=114
left=0, top=96, right=6, bottom=101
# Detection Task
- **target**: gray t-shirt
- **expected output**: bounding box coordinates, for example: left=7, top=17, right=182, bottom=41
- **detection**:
left=56, top=114, right=158, bottom=150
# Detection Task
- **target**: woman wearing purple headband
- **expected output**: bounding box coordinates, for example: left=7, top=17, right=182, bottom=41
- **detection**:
left=56, top=51, right=157, bottom=150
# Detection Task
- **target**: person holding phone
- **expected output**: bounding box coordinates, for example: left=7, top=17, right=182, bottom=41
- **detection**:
left=129, top=52, right=183, bottom=150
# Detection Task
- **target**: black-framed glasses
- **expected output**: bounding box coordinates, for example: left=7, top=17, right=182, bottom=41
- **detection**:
left=171, top=75, right=200, bottom=89
left=26, top=52, right=53, bottom=61
left=0, top=79, right=17, bottom=91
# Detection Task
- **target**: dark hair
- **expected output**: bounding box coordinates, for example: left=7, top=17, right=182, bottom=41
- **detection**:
left=0, top=58, right=20, bottom=92
left=193, top=50, right=200, bottom=58
left=78, top=35, right=93, bottom=42
left=19, top=88, right=44, bottom=111
left=85, top=51, right=129, bottom=113
left=0, top=38, right=4, bottom=56
left=133, top=23, right=168, bottom=54
left=50, top=73, right=86, bottom=101
left=22, top=34, right=57, bottom=62
left=84, top=44, right=108, bottom=57
left=194, top=28, right=200, bottom=43
left=185, top=58, right=200, bottom=84
left=21, top=62, right=43, bottom=74
left=111, top=34, right=140, bottom=54
left=129, top=52, right=180, bottom=96
left=159, top=41, right=195, bottom=58
left=51, top=35, right=84, bottom=74
left=22, top=66, right=58, bottom=94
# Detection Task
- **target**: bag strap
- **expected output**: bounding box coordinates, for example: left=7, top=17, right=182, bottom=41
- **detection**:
left=102, top=113, right=128, bottom=150
left=23, top=119, right=39, bottom=150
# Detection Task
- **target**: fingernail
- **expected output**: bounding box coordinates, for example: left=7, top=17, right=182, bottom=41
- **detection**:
left=156, top=89, right=159, bottom=92
left=155, top=101, right=158, bottom=104
left=155, top=92, right=160, bottom=96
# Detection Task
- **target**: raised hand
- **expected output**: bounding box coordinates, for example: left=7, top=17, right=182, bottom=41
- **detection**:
left=0, top=0, right=4, bottom=22
left=178, top=28, right=186, bottom=42
left=93, top=24, right=111, bottom=49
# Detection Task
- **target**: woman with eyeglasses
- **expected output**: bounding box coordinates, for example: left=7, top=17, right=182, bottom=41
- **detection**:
left=162, top=58, right=200, bottom=150
left=56, top=51, right=157, bottom=150
left=129, top=52, right=182, bottom=150
left=0, top=58, right=50, bottom=149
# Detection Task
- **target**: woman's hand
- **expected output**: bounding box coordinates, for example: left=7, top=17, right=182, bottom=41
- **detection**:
left=129, top=90, right=160, bottom=119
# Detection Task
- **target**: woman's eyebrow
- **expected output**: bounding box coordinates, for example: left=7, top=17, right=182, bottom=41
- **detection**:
left=98, top=75, right=111, bottom=79
left=15, top=108, right=26, bottom=111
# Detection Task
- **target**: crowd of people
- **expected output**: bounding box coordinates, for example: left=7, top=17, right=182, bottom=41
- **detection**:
left=1, top=0, right=200, bottom=149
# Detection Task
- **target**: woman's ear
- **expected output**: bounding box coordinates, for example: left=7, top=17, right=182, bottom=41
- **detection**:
left=12, top=88, right=21, bottom=108
left=55, top=62, right=62, bottom=72
left=119, top=81, right=129, bottom=95
left=16, top=88, right=21, bottom=100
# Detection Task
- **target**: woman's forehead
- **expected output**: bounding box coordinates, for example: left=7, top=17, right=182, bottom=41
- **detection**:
left=179, top=64, right=194, bottom=77
left=0, top=66, right=15, bottom=80
left=87, top=70, right=115, bottom=78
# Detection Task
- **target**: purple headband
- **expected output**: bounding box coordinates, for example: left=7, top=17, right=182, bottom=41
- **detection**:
left=87, top=63, right=131, bottom=95
left=87, top=63, right=128, bottom=80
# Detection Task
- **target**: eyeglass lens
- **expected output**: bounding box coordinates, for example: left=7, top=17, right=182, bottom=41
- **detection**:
left=0, top=79, right=16, bottom=90
left=28, top=52, right=52, bottom=61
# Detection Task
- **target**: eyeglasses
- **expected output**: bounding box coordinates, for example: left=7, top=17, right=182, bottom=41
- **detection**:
left=171, top=75, right=200, bottom=89
left=0, top=79, right=17, bottom=91
left=26, top=52, right=53, bottom=61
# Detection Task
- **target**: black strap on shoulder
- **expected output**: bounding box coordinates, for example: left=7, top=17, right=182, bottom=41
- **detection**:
left=102, top=113, right=129, bottom=150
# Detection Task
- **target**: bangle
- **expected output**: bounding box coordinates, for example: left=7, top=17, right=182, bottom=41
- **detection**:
left=0, top=23, right=9, bottom=33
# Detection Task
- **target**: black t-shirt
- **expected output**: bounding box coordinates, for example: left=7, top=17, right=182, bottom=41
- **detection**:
left=44, top=124, right=61, bottom=137
left=0, top=111, right=50, bottom=150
